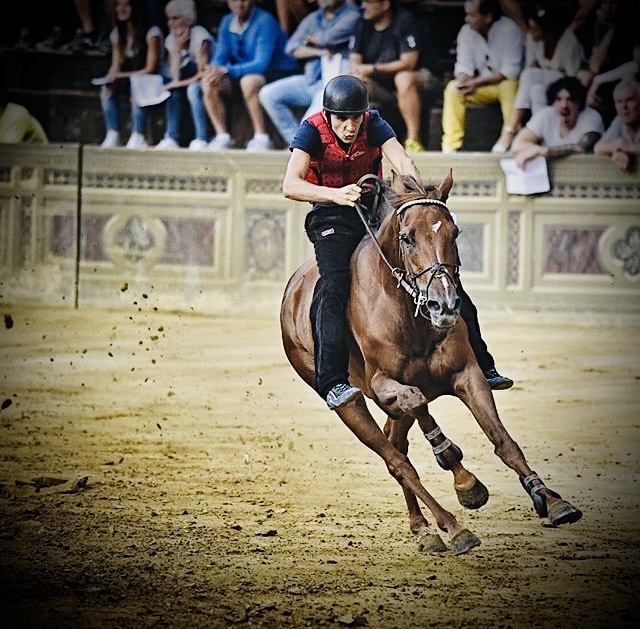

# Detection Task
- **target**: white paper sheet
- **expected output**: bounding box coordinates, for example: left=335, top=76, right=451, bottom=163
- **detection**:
left=130, top=74, right=171, bottom=107
left=500, top=155, right=550, bottom=195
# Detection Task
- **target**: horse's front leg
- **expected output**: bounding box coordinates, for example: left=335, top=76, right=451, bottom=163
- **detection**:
left=335, top=395, right=480, bottom=555
left=372, top=371, right=489, bottom=511
left=454, top=368, right=582, bottom=526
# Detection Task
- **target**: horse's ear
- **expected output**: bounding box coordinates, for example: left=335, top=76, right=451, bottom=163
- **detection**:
left=391, top=169, right=422, bottom=195
left=438, top=169, right=453, bottom=202
left=390, top=169, right=405, bottom=195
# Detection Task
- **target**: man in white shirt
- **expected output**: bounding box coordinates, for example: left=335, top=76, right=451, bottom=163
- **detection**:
left=511, top=76, right=604, bottom=168
left=594, top=78, right=640, bottom=172
left=441, top=0, right=523, bottom=153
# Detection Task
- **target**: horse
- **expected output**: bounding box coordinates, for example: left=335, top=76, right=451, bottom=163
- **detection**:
left=280, top=170, right=582, bottom=555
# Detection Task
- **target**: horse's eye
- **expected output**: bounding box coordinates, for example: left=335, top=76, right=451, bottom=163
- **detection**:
left=453, top=226, right=460, bottom=240
left=399, top=232, right=414, bottom=246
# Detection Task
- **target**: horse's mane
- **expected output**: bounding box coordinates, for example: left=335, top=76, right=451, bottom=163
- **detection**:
left=371, top=175, right=440, bottom=233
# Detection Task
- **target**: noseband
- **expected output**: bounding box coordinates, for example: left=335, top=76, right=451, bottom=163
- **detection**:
left=355, top=177, right=460, bottom=319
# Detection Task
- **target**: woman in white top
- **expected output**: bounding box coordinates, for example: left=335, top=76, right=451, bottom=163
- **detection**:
left=156, top=0, right=214, bottom=150
left=100, top=0, right=163, bottom=149
left=511, top=75, right=604, bottom=167
left=492, top=3, right=585, bottom=153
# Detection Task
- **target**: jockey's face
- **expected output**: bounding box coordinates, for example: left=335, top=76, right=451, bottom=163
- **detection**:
left=329, top=113, right=364, bottom=144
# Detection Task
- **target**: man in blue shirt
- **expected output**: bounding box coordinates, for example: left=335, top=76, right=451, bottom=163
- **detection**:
left=259, top=0, right=362, bottom=147
left=201, top=0, right=298, bottom=151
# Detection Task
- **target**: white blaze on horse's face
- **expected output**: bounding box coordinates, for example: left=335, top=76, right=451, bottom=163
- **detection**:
left=432, top=220, right=442, bottom=233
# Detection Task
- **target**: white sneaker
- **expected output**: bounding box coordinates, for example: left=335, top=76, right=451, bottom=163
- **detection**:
left=246, top=133, right=273, bottom=152
left=126, top=132, right=148, bottom=149
left=208, top=133, right=233, bottom=151
left=189, top=139, right=209, bottom=151
left=155, top=137, right=180, bottom=150
left=100, top=130, right=120, bottom=148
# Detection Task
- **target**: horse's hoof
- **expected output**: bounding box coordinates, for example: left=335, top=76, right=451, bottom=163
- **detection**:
left=455, top=478, right=489, bottom=510
left=548, top=499, right=583, bottom=526
left=417, top=532, right=447, bottom=554
left=451, top=528, right=481, bottom=555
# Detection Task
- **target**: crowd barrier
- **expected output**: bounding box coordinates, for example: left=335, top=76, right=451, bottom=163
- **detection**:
left=0, top=144, right=638, bottom=317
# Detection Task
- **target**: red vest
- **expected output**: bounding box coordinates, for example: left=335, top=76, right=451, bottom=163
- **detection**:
left=305, top=111, right=383, bottom=188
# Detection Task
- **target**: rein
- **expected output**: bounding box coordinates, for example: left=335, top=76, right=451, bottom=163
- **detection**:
left=354, top=175, right=459, bottom=319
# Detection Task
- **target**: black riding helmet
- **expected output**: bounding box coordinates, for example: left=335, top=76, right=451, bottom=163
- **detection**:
left=323, top=75, right=369, bottom=117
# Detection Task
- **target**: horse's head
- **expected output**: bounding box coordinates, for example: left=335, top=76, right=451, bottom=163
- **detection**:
left=391, top=170, right=460, bottom=328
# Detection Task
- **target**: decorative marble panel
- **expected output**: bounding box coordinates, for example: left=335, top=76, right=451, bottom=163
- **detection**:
left=457, top=223, right=484, bottom=272
left=246, top=179, right=282, bottom=195
left=245, top=210, right=285, bottom=281
left=544, top=226, right=606, bottom=274
left=507, top=211, right=521, bottom=284
left=83, top=172, right=228, bottom=192
left=76, top=215, right=216, bottom=271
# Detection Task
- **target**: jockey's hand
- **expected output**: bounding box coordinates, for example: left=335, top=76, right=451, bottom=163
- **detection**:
left=332, top=184, right=362, bottom=207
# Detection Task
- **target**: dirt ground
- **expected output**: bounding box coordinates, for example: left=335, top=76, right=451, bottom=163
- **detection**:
left=0, top=302, right=638, bottom=628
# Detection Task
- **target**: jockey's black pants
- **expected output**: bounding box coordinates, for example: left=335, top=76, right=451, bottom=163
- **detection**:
left=305, top=204, right=496, bottom=399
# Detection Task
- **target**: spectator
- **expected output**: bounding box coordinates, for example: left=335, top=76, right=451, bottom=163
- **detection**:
left=0, top=67, right=48, bottom=144
left=99, top=0, right=163, bottom=149
left=64, top=0, right=110, bottom=54
left=440, top=0, right=523, bottom=154
left=273, top=0, right=317, bottom=35
left=349, top=0, right=440, bottom=153
left=594, top=78, right=640, bottom=171
left=200, top=0, right=298, bottom=151
left=258, top=0, right=361, bottom=148
left=156, top=0, right=214, bottom=149
left=577, top=0, right=637, bottom=126
left=492, top=2, right=585, bottom=153
left=511, top=75, right=604, bottom=168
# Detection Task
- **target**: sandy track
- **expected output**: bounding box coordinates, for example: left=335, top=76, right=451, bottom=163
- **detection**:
left=0, top=304, right=638, bottom=628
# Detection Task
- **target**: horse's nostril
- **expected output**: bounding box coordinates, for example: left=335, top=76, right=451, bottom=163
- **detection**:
left=427, top=300, right=442, bottom=314
left=454, top=297, right=461, bottom=311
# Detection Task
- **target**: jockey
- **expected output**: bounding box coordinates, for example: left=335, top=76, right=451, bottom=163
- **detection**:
left=282, top=75, right=512, bottom=410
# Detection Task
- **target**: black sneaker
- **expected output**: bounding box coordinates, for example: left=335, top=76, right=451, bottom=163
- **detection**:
left=326, top=383, right=361, bottom=410
left=484, top=368, right=513, bottom=390
left=63, top=29, right=105, bottom=56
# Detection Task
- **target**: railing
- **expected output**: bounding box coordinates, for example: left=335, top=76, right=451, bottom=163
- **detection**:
left=0, top=144, right=638, bottom=316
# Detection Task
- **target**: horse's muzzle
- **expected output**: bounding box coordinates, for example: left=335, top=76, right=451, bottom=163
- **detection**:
left=426, top=295, right=461, bottom=329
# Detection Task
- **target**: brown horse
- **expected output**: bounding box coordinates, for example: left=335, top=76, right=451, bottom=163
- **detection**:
left=280, top=170, right=582, bottom=555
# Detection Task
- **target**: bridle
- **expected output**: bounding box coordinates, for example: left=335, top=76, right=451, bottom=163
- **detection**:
left=355, top=175, right=460, bottom=319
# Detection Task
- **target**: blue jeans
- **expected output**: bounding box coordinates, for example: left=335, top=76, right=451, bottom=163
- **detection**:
left=162, top=63, right=210, bottom=143
left=259, top=74, right=324, bottom=145
left=101, top=78, right=146, bottom=134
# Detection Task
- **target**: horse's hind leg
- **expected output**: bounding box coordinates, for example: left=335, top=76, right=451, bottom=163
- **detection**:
left=337, top=397, right=480, bottom=555
left=384, top=416, right=446, bottom=552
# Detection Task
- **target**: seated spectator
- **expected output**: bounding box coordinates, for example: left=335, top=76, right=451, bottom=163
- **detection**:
left=348, top=0, right=441, bottom=153
left=441, top=0, right=524, bottom=154
left=493, top=3, right=585, bottom=153
left=156, top=0, right=214, bottom=150
left=577, top=0, right=637, bottom=126
left=273, top=0, right=317, bottom=35
left=594, top=78, right=640, bottom=171
left=0, top=67, right=48, bottom=144
left=201, top=0, right=298, bottom=151
left=99, top=0, right=163, bottom=149
left=258, top=0, right=361, bottom=148
left=511, top=75, right=604, bottom=168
